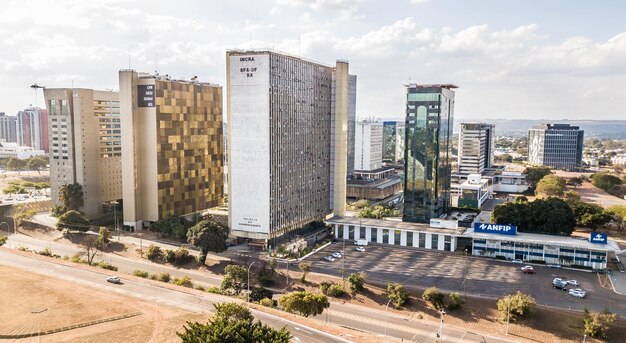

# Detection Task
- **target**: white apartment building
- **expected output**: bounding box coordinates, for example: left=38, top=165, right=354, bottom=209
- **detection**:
left=355, top=120, right=383, bottom=171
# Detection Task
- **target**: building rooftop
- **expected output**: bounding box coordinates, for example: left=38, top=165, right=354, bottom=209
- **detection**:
left=226, top=48, right=336, bottom=68
left=531, top=123, right=581, bottom=130
left=325, top=216, right=467, bottom=235
left=354, top=166, right=395, bottom=175
left=347, top=177, right=401, bottom=189
left=405, top=83, right=459, bottom=89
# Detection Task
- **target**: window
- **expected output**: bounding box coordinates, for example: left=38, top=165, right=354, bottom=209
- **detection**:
left=337, top=225, right=344, bottom=238
left=419, top=233, right=426, bottom=248
left=394, top=230, right=401, bottom=245
left=431, top=234, right=439, bottom=249
left=382, top=229, right=389, bottom=244
left=348, top=225, right=354, bottom=240
left=406, top=231, right=413, bottom=246
left=370, top=228, right=377, bottom=242
left=359, top=227, right=366, bottom=239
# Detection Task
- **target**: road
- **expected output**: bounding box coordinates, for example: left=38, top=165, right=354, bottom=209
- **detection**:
left=0, top=249, right=348, bottom=343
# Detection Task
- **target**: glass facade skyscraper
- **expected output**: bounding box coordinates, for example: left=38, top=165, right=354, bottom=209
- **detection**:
left=403, top=84, right=457, bottom=223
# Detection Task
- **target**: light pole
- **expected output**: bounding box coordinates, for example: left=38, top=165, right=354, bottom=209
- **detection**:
left=437, top=309, right=446, bottom=340
left=110, top=201, right=119, bottom=241
left=384, top=298, right=393, bottom=340
left=247, top=261, right=255, bottom=304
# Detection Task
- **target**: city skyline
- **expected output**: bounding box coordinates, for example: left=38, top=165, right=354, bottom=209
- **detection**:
left=1, top=0, right=625, bottom=120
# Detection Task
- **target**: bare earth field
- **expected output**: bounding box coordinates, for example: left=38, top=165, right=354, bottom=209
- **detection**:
left=0, top=265, right=204, bottom=342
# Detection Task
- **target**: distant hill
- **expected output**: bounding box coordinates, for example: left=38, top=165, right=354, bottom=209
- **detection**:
left=454, top=119, right=626, bottom=139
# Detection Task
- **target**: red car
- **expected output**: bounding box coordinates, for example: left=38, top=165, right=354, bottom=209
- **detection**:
left=520, top=265, right=535, bottom=274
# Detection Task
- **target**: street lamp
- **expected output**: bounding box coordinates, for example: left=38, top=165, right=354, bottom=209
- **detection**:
left=109, top=200, right=119, bottom=241
left=384, top=298, right=393, bottom=340
left=437, top=309, right=446, bottom=340
left=247, top=261, right=256, bottom=304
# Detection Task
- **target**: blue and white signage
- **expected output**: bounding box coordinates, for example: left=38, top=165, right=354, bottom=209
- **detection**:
left=473, top=223, right=517, bottom=236
left=589, top=232, right=608, bottom=244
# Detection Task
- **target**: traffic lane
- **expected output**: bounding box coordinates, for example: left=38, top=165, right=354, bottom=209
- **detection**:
left=310, top=244, right=626, bottom=316
left=0, top=250, right=348, bottom=343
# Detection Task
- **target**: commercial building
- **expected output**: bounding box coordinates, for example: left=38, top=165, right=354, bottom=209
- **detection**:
left=382, top=120, right=405, bottom=163
left=226, top=50, right=354, bottom=244
left=528, top=124, right=584, bottom=171
left=0, top=113, right=17, bottom=143
left=458, top=123, right=494, bottom=175
left=0, top=141, right=45, bottom=159
left=346, top=75, right=357, bottom=178
left=119, top=71, right=223, bottom=230
left=403, top=84, right=457, bottom=223
left=355, top=119, right=383, bottom=171
left=43, top=88, right=122, bottom=217
left=17, top=107, right=49, bottom=152
left=451, top=173, right=493, bottom=209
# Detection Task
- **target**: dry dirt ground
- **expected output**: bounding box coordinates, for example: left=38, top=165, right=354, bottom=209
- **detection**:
left=0, top=265, right=205, bottom=343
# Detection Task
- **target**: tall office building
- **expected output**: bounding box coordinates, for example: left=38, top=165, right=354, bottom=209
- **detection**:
left=0, top=112, right=17, bottom=143
left=458, top=123, right=494, bottom=175
left=119, top=71, right=223, bottom=230
left=403, top=84, right=457, bottom=223
left=43, top=88, right=122, bottom=217
left=528, top=124, right=584, bottom=171
left=346, top=75, right=357, bottom=178
left=17, top=107, right=49, bottom=152
left=355, top=120, right=383, bottom=171
left=226, top=50, right=354, bottom=244
left=383, top=120, right=405, bottom=163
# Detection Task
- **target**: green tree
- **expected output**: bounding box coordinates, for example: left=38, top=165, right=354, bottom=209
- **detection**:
left=3, top=184, right=22, bottom=196
left=422, top=287, right=445, bottom=310
left=59, top=183, right=84, bottom=211
left=496, top=291, right=535, bottom=322
left=347, top=272, right=365, bottom=293
left=591, top=173, right=623, bottom=191
left=0, top=234, right=7, bottom=246
left=535, top=174, right=566, bottom=197
left=177, top=303, right=291, bottom=343
left=298, top=262, right=311, bottom=283
left=6, top=157, right=26, bottom=174
left=583, top=309, right=617, bottom=339
left=221, top=264, right=248, bottom=294
left=278, top=291, right=329, bottom=317
left=27, top=156, right=48, bottom=174
left=145, top=244, right=163, bottom=261
left=387, top=283, right=409, bottom=308
left=50, top=205, right=67, bottom=217
left=80, top=235, right=100, bottom=265
left=97, top=227, right=111, bottom=247
left=607, top=205, right=626, bottom=220
left=448, top=292, right=464, bottom=310
left=187, top=217, right=229, bottom=264
left=567, top=177, right=583, bottom=188
left=493, top=197, right=575, bottom=235
left=523, top=166, right=552, bottom=186
left=56, top=210, right=90, bottom=232
left=249, top=287, right=274, bottom=303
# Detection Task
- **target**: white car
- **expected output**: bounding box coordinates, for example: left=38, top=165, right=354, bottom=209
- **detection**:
left=566, top=280, right=579, bottom=286
left=106, top=276, right=121, bottom=284
left=568, top=289, right=586, bottom=298
left=511, top=259, right=523, bottom=264
left=355, top=246, right=365, bottom=252
left=331, top=252, right=343, bottom=259
left=547, top=264, right=561, bottom=269
left=324, top=256, right=336, bottom=262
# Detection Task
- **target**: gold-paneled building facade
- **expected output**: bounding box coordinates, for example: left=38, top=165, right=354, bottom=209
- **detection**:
left=119, top=70, right=223, bottom=230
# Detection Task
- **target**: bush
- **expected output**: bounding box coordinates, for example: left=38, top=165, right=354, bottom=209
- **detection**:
left=195, top=285, right=206, bottom=291
left=319, top=282, right=332, bottom=295
left=51, top=205, right=67, bottom=217
left=422, top=287, right=445, bottom=310
left=207, top=286, right=222, bottom=294
left=448, top=292, right=464, bottom=310
left=347, top=272, right=366, bottom=293
left=583, top=309, right=617, bottom=339
left=278, top=291, right=330, bottom=317
left=327, top=284, right=346, bottom=297
left=71, top=253, right=83, bottom=263
left=497, top=291, right=536, bottom=322
left=173, top=275, right=193, bottom=288
left=38, top=248, right=53, bottom=257
left=146, top=245, right=163, bottom=261
left=249, top=287, right=274, bottom=303
left=172, top=247, right=193, bottom=265
left=0, top=234, right=7, bottom=247
left=388, top=283, right=409, bottom=308
left=259, top=298, right=275, bottom=308
left=163, top=249, right=175, bottom=263
left=148, top=273, right=158, bottom=280
left=133, top=270, right=149, bottom=278
left=97, top=261, right=118, bottom=271
left=257, top=265, right=275, bottom=286
left=157, top=273, right=171, bottom=283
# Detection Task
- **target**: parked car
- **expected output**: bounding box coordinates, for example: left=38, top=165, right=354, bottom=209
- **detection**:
left=566, top=280, right=579, bottom=286
left=520, top=265, right=535, bottom=274
left=354, top=239, right=368, bottom=246
left=547, top=264, right=561, bottom=269
left=324, top=256, right=336, bottom=262
left=332, top=252, right=342, bottom=259
left=511, top=259, right=523, bottom=264
left=355, top=246, right=365, bottom=252
left=107, top=276, right=121, bottom=284
left=568, top=289, right=586, bottom=298
left=553, top=279, right=568, bottom=291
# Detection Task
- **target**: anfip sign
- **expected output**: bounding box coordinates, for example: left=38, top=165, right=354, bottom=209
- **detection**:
left=589, top=232, right=608, bottom=244
left=473, top=223, right=517, bottom=236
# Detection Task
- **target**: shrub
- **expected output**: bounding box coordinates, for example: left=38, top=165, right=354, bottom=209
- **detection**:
left=148, top=273, right=158, bottom=280
left=583, top=309, right=617, bottom=339
left=327, top=284, right=346, bottom=297
left=388, top=283, right=409, bottom=308
left=146, top=244, right=163, bottom=261
left=497, top=291, right=536, bottom=322
left=173, top=247, right=192, bottom=265
left=97, top=261, right=118, bottom=271
left=38, top=248, right=53, bottom=257
left=448, top=292, right=464, bottom=310
left=299, top=262, right=311, bottom=283
left=173, top=275, right=193, bottom=288
left=62, top=255, right=69, bottom=261
left=278, top=291, right=330, bottom=317
left=207, top=286, right=222, bottom=294
left=163, top=249, right=175, bottom=263
left=133, top=270, right=149, bottom=278
left=319, top=282, right=332, bottom=295
left=0, top=234, right=7, bottom=247
left=18, top=246, right=30, bottom=252
left=257, top=265, right=275, bottom=286
left=195, top=285, right=206, bottom=291
left=157, top=272, right=171, bottom=283
left=259, top=298, right=275, bottom=308
left=422, top=287, right=445, bottom=310
left=249, top=287, right=274, bottom=303
left=347, top=272, right=366, bottom=293
left=71, top=253, right=83, bottom=263
left=51, top=205, right=67, bottom=217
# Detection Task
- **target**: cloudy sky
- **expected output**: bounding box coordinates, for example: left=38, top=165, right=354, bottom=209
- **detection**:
left=1, top=0, right=625, bottom=120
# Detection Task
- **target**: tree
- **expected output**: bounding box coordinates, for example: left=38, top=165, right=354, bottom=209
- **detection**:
left=278, top=291, right=329, bottom=317
left=187, top=218, right=229, bottom=264
left=535, top=174, right=566, bottom=197
left=0, top=234, right=7, bottom=247
left=80, top=235, right=100, bottom=265
left=567, top=177, right=583, bottom=188
left=59, top=183, right=84, bottom=211
left=583, top=309, right=617, bottom=339
left=564, top=190, right=580, bottom=201
left=221, top=264, right=248, bottom=294
left=97, top=227, right=110, bottom=248
left=496, top=291, right=535, bottom=322
left=6, top=157, right=26, bottom=174
left=422, top=287, right=445, bottom=310
left=580, top=212, right=613, bottom=231
left=448, top=292, right=464, bottom=310
left=177, top=303, right=291, bottom=343
left=357, top=205, right=400, bottom=219
left=27, top=156, right=47, bottom=174
left=56, top=210, right=90, bottom=232
left=249, top=287, right=274, bottom=303
left=3, top=184, right=22, bottom=196
left=146, top=244, right=163, bottom=261
left=523, top=166, right=552, bottom=186
left=591, top=173, right=623, bottom=192
left=492, top=197, right=575, bottom=235
left=347, top=272, right=365, bottom=293
left=298, top=262, right=311, bottom=283
left=387, top=282, right=409, bottom=308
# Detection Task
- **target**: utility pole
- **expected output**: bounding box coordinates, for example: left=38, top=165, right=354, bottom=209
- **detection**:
left=506, top=295, right=511, bottom=336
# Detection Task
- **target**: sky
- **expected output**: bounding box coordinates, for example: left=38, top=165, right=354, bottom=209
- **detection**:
left=1, top=0, right=625, bottom=121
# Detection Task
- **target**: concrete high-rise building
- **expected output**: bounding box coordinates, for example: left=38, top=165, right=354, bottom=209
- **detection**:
left=355, top=120, right=383, bottom=171
left=43, top=88, right=122, bottom=217
left=17, top=107, right=49, bottom=152
left=346, top=75, right=357, bottom=178
left=458, top=123, right=494, bottom=175
left=528, top=124, right=584, bottom=171
left=119, top=71, right=224, bottom=230
left=382, top=120, right=405, bottom=163
left=0, top=112, right=17, bottom=143
left=403, top=84, right=457, bottom=223
left=226, top=50, right=354, bottom=244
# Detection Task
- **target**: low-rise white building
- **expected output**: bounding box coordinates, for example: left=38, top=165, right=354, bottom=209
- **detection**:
left=451, top=173, right=492, bottom=209
left=0, top=141, right=45, bottom=159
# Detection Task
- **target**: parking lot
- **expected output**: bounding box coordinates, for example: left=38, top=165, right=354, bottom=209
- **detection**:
left=307, top=243, right=626, bottom=316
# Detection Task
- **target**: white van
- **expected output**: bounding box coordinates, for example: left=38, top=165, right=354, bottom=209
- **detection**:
left=354, top=239, right=368, bottom=246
